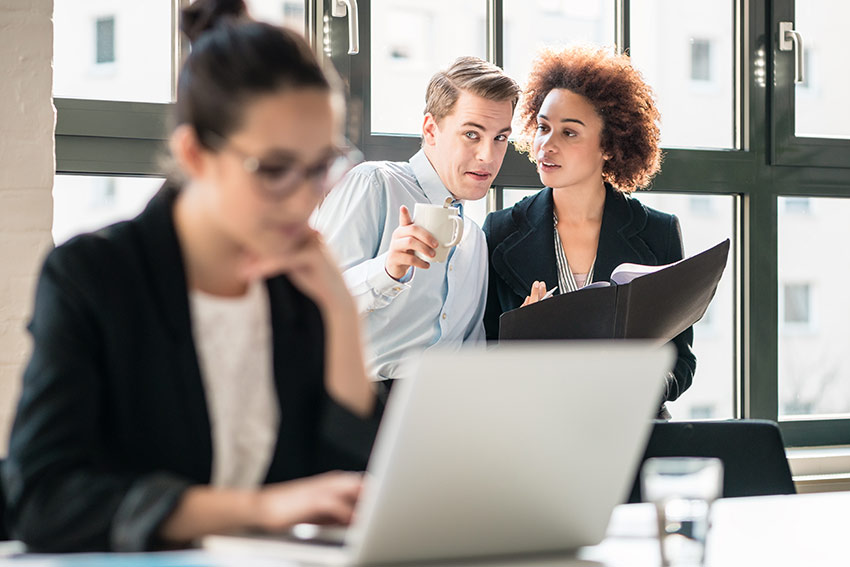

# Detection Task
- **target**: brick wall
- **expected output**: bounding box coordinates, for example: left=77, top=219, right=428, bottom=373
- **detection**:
left=0, top=0, right=55, bottom=454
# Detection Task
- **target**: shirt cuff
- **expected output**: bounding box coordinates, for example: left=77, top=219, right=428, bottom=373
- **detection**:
left=365, top=265, right=411, bottom=301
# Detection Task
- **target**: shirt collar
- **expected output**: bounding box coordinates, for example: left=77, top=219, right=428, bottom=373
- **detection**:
left=410, top=149, right=455, bottom=206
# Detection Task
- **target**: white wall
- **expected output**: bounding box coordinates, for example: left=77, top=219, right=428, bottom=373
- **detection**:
left=0, top=0, right=55, bottom=454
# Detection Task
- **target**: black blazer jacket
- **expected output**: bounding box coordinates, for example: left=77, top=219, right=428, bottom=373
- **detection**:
left=482, top=185, right=696, bottom=407
left=2, top=183, right=382, bottom=552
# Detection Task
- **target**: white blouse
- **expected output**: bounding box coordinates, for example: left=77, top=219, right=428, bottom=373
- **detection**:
left=553, top=212, right=595, bottom=293
left=189, top=279, right=279, bottom=489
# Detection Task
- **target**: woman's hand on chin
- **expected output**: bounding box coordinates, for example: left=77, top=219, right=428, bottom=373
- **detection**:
left=238, top=230, right=354, bottom=314
left=238, top=232, right=372, bottom=417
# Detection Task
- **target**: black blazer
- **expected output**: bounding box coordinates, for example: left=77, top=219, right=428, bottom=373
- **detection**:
left=2, top=183, right=382, bottom=552
left=483, top=185, right=696, bottom=407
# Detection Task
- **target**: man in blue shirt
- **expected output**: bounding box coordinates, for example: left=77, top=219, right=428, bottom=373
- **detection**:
left=314, top=56, right=519, bottom=385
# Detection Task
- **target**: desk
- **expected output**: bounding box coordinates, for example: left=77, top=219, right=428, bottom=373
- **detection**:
left=3, top=491, right=848, bottom=566
left=581, top=490, right=850, bottom=566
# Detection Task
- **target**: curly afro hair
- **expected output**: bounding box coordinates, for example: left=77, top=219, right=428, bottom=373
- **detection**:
left=515, top=45, right=662, bottom=192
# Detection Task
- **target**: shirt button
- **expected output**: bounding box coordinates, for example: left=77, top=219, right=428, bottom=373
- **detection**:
left=441, top=313, right=447, bottom=320
left=393, top=286, right=401, bottom=292
left=449, top=265, right=453, bottom=272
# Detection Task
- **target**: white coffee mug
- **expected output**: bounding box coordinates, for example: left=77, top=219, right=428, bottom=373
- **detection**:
left=412, top=202, right=464, bottom=263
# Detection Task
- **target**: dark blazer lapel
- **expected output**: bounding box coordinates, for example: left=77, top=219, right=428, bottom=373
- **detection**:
left=134, top=182, right=213, bottom=470
left=135, top=183, right=194, bottom=340
left=593, top=184, right=657, bottom=281
left=491, top=188, right=559, bottom=298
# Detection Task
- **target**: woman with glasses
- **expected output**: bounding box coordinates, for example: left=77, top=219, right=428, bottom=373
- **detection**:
left=3, top=0, right=379, bottom=552
left=482, top=46, right=696, bottom=419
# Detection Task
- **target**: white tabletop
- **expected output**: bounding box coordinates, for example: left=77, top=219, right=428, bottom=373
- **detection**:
left=579, top=490, right=850, bottom=567
left=4, top=491, right=849, bottom=566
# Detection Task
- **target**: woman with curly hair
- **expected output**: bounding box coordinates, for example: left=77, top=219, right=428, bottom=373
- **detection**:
left=482, top=45, right=695, bottom=418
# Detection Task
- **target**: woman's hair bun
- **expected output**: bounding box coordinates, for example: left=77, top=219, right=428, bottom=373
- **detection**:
left=180, top=0, right=248, bottom=44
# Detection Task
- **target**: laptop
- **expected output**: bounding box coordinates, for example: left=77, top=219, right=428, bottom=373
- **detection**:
left=203, top=341, right=674, bottom=565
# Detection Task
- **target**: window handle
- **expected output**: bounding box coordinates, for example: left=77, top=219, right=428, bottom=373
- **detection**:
left=778, top=21, right=804, bottom=84
left=331, top=0, right=359, bottom=55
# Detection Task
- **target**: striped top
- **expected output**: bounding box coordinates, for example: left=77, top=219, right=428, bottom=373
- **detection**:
left=553, top=212, right=595, bottom=294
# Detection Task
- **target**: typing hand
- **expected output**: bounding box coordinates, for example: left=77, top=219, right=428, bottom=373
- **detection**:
left=158, top=470, right=364, bottom=544
left=521, top=281, right=548, bottom=307
left=255, top=471, right=363, bottom=531
left=385, top=205, right=438, bottom=281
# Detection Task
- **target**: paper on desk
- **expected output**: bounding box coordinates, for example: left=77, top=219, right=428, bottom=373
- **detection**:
left=603, top=503, right=658, bottom=539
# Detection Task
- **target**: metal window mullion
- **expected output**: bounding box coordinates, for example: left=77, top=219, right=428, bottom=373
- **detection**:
left=306, top=0, right=318, bottom=50
left=734, top=0, right=748, bottom=152
left=615, top=0, right=630, bottom=54
left=489, top=186, right=504, bottom=214
left=732, top=193, right=745, bottom=419
left=780, top=420, right=850, bottom=447
left=54, top=99, right=172, bottom=140
left=743, top=188, right=779, bottom=421
left=487, top=0, right=504, bottom=68
left=172, top=0, right=192, bottom=102
left=55, top=135, right=167, bottom=177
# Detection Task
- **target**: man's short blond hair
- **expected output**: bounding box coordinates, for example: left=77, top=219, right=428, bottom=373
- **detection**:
left=424, top=56, right=520, bottom=123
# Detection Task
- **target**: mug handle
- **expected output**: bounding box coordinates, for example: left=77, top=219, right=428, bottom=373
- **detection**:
left=446, top=216, right=464, bottom=247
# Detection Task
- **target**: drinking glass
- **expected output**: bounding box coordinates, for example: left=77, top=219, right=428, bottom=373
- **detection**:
left=641, top=457, right=723, bottom=566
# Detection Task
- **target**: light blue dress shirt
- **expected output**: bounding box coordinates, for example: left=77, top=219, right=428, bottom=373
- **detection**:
left=312, top=149, right=488, bottom=380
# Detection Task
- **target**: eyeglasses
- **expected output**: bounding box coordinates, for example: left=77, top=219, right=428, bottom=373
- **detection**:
left=207, top=132, right=363, bottom=200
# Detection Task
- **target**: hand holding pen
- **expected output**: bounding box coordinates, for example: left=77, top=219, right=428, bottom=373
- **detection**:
left=521, top=281, right=558, bottom=307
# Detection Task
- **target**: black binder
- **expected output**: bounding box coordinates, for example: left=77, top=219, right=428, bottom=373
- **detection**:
left=498, top=239, right=730, bottom=342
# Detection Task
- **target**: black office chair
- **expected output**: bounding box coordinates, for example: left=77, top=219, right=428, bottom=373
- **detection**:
left=627, top=419, right=796, bottom=503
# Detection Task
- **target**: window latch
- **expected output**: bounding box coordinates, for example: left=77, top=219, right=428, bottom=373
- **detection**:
left=778, top=21, right=804, bottom=84
left=331, top=0, right=360, bottom=55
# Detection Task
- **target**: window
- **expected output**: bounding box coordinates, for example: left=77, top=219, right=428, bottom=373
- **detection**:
left=783, top=197, right=811, bottom=214
left=54, top=0, right=173, bottom=103
left=781, top=283, right=810, bottom=326
left=689, top=404, right=716, bottom=420
left=798, top=47, right=813, bottom=91
left=778, top=196, right=850, bottom=421
left=370, top=2, right=487, bottom=136
left=52, top=176, right=161, bottom=245
left=793, top=0, right=849, bottom=140
left=631, top=192, right=736, bottom=421
left=283, top=1, right=304, bottom=22
left=245, top=0, right=306, bottom=34
left=503, top=189, right=538, bottom=211
left=689, top=38, right=711, bottom=81
left=95, top=17, right=115, bottom=64
left=689, top=195, right=714, bottom=215
left=629, top=0, right=734, bottom=149
left=503, top=0, right=614, bottom=90
left=700, top=304, right=715, bottom=329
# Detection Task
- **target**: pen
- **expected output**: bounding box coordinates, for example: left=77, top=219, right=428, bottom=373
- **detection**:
left=540, top=285, right=558, bottom=300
